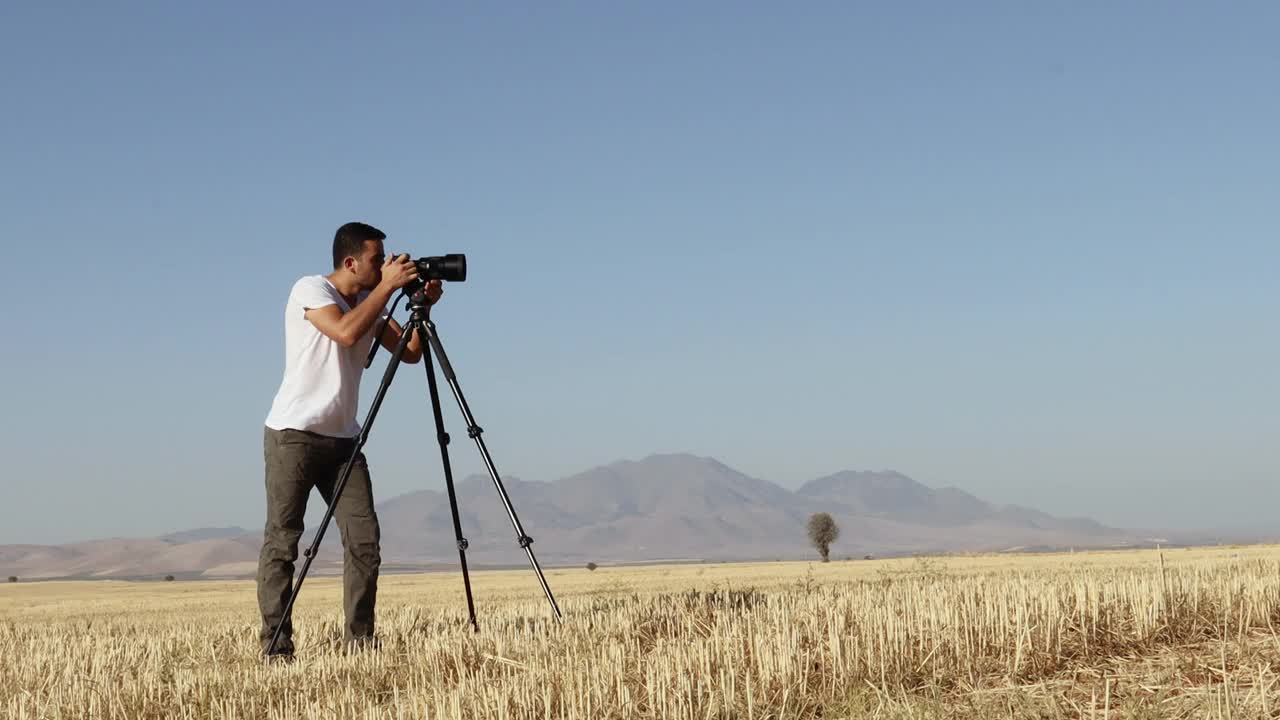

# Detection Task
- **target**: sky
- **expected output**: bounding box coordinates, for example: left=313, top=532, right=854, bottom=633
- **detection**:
left=1, top=3, right=1276, bottom=544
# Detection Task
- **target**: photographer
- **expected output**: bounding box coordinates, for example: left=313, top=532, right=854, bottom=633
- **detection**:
left=257, top=221, right=443, bottom=661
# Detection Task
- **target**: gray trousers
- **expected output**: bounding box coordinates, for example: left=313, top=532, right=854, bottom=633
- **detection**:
left=256, top=427, right=382, bottom=653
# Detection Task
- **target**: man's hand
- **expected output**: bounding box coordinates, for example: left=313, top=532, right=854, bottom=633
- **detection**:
left=423, top=279, right=444, bottom=305
left=379, top=254, right=419, bottom=292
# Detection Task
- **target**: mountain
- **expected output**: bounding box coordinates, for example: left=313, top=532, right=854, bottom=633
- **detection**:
left=797, top=470, right=1108, bottom=534
left=1, top=454, right=1165, bottom=580
left=160, top=526, right=251, bottom=544
left=0, top=535, right=269, bottom=580
left=369, top=454, right=831, bottom=566
left=798, top=471, right=989, bottom=526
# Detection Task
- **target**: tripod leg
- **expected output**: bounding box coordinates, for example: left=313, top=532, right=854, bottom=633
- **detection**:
left=265, top=323, right=415, bottom=656
left=418, top=317, right=479, bottom=632
left=422, top=315, right=564, bottom=623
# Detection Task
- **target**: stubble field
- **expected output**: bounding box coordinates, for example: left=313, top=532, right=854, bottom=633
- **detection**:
left=5, top=545, right=1280, bottom=718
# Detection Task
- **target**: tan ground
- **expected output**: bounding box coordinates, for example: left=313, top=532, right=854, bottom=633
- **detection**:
left=4, top=544, right=1280, bottom=718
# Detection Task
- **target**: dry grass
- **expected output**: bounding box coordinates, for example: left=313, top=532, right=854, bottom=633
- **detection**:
left=5, top=545, right=1280, bottom=718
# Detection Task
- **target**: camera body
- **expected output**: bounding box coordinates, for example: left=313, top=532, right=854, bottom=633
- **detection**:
left=408, top=254, right=466, bottom=293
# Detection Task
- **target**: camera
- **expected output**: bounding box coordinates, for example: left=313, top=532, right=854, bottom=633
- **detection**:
left=408, top=253, right=466, bottom=292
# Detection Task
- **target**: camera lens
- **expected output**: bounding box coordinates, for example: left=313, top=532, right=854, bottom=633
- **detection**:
left=416, top=254, right=466, bottom=283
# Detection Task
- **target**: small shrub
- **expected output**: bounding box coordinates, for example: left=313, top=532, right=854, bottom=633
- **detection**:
left=6, top=576, right=16, bottom=583
left=164, top=575, right=175, bottom=582
left=585, top=563, right=597, bottom=572
left=807, top=512, right=840, bottom=562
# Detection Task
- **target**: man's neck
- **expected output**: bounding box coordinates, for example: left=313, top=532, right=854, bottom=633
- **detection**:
left=326, top=271, right=362, bottom=304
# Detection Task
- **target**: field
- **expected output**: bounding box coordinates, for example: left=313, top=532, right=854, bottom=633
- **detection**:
left=6, top=545, right=1280, bottom=718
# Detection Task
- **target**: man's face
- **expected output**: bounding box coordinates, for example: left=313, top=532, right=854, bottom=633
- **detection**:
left=350, top=239, right=386, bottom=290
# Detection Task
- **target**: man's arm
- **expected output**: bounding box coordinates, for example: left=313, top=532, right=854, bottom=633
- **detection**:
left=304, top=254, right=419, bottom=348
left=304, top=285, right=397, bottom=349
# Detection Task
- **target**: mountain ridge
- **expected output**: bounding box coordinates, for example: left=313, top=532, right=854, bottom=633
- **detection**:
left=0, top=453, right=1203, bottom=580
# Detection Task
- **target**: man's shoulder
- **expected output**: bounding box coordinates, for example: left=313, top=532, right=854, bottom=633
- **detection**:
left=287, top=275, right=339, bottom=305
left=291, top=274, right=332, bottom=292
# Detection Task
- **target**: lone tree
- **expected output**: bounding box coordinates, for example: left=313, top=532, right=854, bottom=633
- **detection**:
left=164, top=575, right=175, bottom=582
left=6, top=576, right=16, bottom=583
left=807, top=512, right=840, bottom=562
left=585, top=562, right=598, bottom=572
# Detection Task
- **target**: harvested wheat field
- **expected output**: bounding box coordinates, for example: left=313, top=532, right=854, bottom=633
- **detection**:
left=6, top=545, right=1280, bottom=718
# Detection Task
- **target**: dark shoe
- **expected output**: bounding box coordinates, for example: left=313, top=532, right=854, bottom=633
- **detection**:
left=262, top=638, right=296, bottom=664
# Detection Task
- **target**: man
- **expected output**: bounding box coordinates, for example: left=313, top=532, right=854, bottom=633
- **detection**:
left=257, top=221, right=443, bottom=660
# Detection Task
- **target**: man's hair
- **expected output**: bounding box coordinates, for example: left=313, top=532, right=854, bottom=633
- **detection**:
left=332, top=222, right=386, bottom=269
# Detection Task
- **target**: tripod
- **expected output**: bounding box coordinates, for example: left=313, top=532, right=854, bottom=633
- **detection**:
left=266, top=288, right=562, bottom=655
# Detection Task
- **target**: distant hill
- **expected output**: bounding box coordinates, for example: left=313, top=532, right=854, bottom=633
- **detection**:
left=796, top=470, right=1108, bottom=534
left=0, top=454, right=1195, bottom=580
left=376, top=454, right=837, bottom=565
left=160, top=527, right=251, bottom=544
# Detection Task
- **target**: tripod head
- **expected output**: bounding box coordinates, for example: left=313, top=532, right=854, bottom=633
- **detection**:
left=406, top=287, right=434, bottom=312
left=364, top=286, right=441, bottom=368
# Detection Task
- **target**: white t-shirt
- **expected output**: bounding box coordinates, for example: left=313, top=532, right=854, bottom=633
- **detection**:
left=264, top=275, right=389, bottom=438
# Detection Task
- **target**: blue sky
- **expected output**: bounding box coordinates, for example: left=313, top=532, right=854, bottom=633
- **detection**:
left=1, top=3, right=1276, bottom=544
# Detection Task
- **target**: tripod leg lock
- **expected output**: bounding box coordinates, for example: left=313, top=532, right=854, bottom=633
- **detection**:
left=458, top=538, right=469, bottom=551
left=518, top=535, right=534, bottom=548
left=303, top=548, right=314, bottom=559
left=467, top=425, right=483, bottom=439
left=438, top=431, right=451, bottom=446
